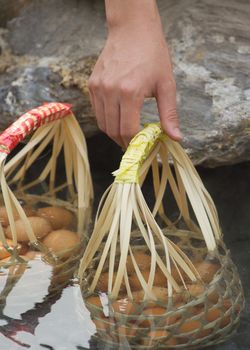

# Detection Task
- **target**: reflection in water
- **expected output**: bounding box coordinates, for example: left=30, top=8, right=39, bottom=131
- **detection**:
left=0, top=255, right=95, bottom=350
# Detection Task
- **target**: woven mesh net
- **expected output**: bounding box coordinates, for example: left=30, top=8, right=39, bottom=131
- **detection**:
left=0, top=103, right=93, bottom=296
left=79, top=123, right=244, bottom=349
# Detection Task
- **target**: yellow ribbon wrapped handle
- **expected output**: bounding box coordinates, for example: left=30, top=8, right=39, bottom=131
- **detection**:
left=114, top=123, right=162, bottom=183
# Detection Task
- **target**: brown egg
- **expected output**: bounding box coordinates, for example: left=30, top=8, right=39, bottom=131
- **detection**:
left=92, top=317, right=118, bottom=343
left=220, top=299, right=233, bottom=328
left=172, top=265, right=192, bottom=284
left=132, top=286, right=183, bottom=306
left=116, top=325, right=137, bottom=337
left=186, top=283, right=205, bottom=298
left=163, top=336, right=178, bottom=346
left=208, top=288, right=219, bottom=304
left=96, top=271, right=126, bottom=294
left=37, top=206, right=74, bottom=230
left=132, top=286, right=168, bottom=303
left=139, top=306, right=167, bottom=327
left=143, top=306, right=166, bottom=316
left=175, top=301, right=197, bottom=318
left=206, top=307, right=222, bottom=322
left=178, top=313, right=212, bottom=342
left=42, top=229, right=80, bottom=255
left=0, top=239, right=21, bottom=259
left=86, top=295, right=103, bottom=309
left=25, top=250, right=44, bottom=260
left=129, top=268, right=168, bottom=291
left=155, top=268, right=168, bottom=287
left=85, top=295, right=106, bottom=319
left=220, top=315, right=231, bottom=328
left=19, top=243, right=29, bottom=255
left=0, top=206, right=35, bottom=227
left=179, top=319, right=202, bottom=334
left=223, top=299, right=232, bottom=310
left=5, top=216, right=52, bottom=242
left=126, top=251, right=152, bottom=274
left=185, top=283, right=219, bottom=305
left=92, top=316, right=114, bottom=331
left=194, top=261, right=220, bottom=283
left=112, top=298, right=137, bottom=316
left=142, top=330, right=177, bottom=346
left=93, top=318, right=107, bottom=331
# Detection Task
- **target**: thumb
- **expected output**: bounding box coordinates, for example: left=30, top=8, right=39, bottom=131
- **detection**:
left=156, top=81, right=182, bottom=141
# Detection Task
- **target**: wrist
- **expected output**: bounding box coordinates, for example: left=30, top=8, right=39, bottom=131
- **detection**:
left=105, top=0, right=160, bottom=33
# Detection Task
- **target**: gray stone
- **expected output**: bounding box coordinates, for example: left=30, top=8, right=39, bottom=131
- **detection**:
left=0, top=0, right=249, bottom=167
left=0, top=0, right=32, bottom=27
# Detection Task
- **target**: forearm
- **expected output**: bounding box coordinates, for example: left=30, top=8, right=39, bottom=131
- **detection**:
left=105, top=0, right=161, bottom=32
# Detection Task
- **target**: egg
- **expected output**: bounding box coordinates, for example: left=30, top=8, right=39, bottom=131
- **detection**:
left=163, top=336, right=178, bottom=346
left=19, top=243, right=29, bottom=255
left=92, top=318, right=107, bottom=331
left=85, top=295, right=107, bottom=318
left=208, top=288, right=219, bottom=304
left=86, top=295, right=103, bottom=309
left=92, top=317, right=117, bottom=343
left=126, top=251, right=152, bottom=274
left=220, top=299, right=233, bottom=328
left=92, top=316, right=114, bottom=331
left=132, top=286, right=183, bottom=306
left=185, top=283, right=219, bottom=305
left=178, top=317, right=212, bottom=343
left=25, top=250, right=44, bottom=260
left=37, top=206, right=74, bottom=230
left=96, top=271, right=126, bottom=294
left=112, top=298, right=137, bottom=316
left=143, top=330, right=178, bottom=346
left=116, top=325, right=137, bottom=337
left=42, top=229, right=80, bottom=255
left=143, top=306, right=167, bottom=316
left=179, top=319, right=202, bottom=334
left=0, top=206, right=35, bottom=227
left=172, top=265, right=192, bottom=284
left=186, top=283, right=205, bottom=298
left=132, top=286, right=168, bottom=303
left=175, top=301, right=198, bottom=316
left=194, top=261, right=220, bottom=283
left=139, top=306, right=167, bottom=327
left=129, top=268, right=168, bottom=291
left=5, top=216, right=52, bottom=242
left=0, top=239, right=21, bottom=259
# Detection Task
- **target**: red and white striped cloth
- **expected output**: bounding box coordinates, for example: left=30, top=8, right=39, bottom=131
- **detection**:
left=0, top=102, right=72, bottom=154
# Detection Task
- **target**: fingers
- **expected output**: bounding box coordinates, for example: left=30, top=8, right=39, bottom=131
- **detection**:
left=89, top=76, right=142, bottom=148
left=156, top=79, right=182, bottom=141
left=88, top=79, right=106, bottom=133
left=120, top=93, right=142, bottom=147
left=104, top=96, right=123, bottom=147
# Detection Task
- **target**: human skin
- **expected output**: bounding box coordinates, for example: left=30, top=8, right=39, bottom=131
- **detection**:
left=88, top=0, right=182, bottom=148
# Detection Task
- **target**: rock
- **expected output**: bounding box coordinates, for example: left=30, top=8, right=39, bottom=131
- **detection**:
left=0, top=63, right=97, bottom=137
left=0, top=0, right=249, bottom=167
left=145, top=0, right=250, bottom=167
left=0, top=0, right=32, bottom=27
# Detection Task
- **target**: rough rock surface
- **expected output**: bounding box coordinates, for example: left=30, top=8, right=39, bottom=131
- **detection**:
left=0, top=0, right=249, bottom=167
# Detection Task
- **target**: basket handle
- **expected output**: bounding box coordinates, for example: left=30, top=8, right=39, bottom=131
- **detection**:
left=114, top=123, right=163, bottom=183
left=0, top=102, right=72, bottom=155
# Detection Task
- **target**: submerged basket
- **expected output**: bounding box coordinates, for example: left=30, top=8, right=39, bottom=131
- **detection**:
left=0, top=103, right=93, bottom=295
left=79, top=123, right=244, bottom=349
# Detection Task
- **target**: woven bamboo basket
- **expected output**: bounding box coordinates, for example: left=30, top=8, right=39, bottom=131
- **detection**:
left=79, top=123, right=244, bottom=349
left=0, top=103, right=93, bottom=297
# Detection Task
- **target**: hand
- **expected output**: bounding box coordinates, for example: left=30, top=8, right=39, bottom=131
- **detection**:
left=88, top=0, right=182, bottom=148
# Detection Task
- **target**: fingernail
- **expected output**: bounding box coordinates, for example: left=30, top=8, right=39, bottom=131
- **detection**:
left=174, top=127, right=183, bottom=139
